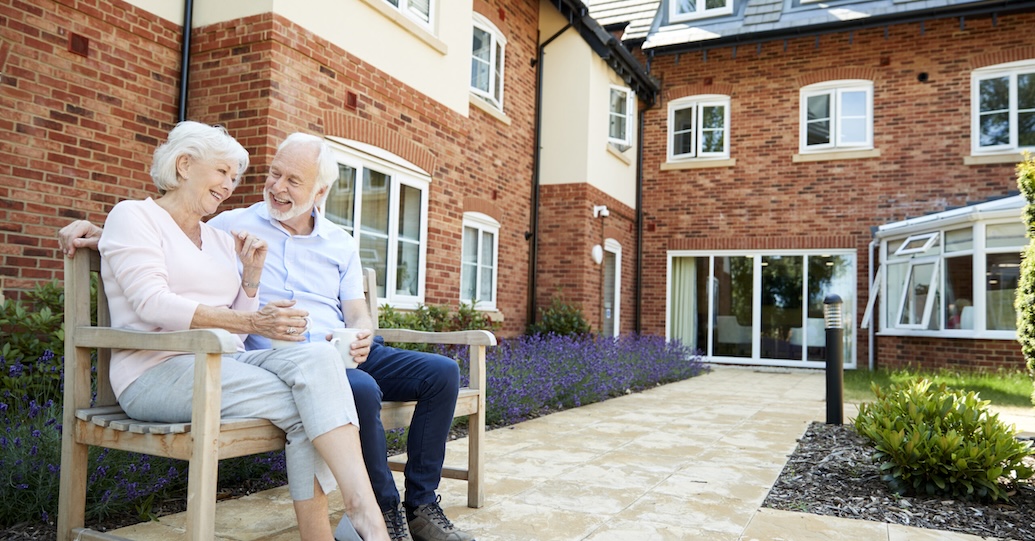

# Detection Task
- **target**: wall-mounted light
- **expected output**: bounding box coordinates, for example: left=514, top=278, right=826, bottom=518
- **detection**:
left=593, top=205, right=610, bottom=218
left=591, top=244, right=604, bottom=265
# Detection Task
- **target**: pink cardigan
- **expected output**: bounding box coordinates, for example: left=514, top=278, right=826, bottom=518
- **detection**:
left=98, top=198, right=258, bottom=399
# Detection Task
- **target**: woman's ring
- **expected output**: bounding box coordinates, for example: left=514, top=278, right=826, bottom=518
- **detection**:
left=287, top=327, right=296, bottom=335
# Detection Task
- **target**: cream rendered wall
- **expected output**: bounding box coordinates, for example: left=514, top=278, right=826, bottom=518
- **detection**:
left=122, top=0, right=472, bottom=116
left=537, top=4, right=637, bottom=210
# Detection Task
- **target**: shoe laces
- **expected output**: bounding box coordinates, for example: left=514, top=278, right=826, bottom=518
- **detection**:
left=417, top=496, right=455, bottom=531
left=384, top=505, right=409, bottom=540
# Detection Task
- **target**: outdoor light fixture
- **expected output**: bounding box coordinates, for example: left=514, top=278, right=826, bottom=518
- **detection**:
left=593, top=205, right=610, bottom=218
left=591, top=244, right=604, bottom=264
left=823, top=294, right=844, bottom=425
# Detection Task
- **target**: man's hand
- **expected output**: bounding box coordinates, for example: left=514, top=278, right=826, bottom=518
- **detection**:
left=59, top=220, right=102, bottom=257
left=323, top=328, right=374, bottom=365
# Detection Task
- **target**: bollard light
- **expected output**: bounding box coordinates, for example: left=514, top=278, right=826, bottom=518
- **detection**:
left=823, top=294, right=844, bottom=425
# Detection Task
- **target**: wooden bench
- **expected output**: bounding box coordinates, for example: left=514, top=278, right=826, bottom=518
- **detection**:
left=57, top=250, right=495, bottom=541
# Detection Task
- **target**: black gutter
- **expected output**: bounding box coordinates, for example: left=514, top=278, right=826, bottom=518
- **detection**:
left=527, top=23, right=574, bottom=327
left=645, top=0, right=1035, bottom=57
left=177, top=0, right=194, bottom=122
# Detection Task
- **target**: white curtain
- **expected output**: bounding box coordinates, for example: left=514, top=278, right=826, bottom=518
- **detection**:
left=671, top=257, right=698, bottom=351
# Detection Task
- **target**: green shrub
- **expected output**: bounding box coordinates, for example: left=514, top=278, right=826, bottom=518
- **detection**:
left=0, top=281, right=73, bottom=404
left=1017, top=152, right=1035, bottom=404
left=526, top=295, right=591, bottom=337
left=854, top=378, right=1034, bottom=502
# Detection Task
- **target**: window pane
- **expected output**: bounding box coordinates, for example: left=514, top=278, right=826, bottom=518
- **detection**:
left=398, top=185, right=422, bottom=242
left=326, top=164, right=356, bottom=233
left=808, top=255, right=854, bottom=361
left=407, top=0, right=430, bottom=23
left=461, top=226, right=477, bottom=301
left=944, top=255, right=973, bottom=329
left=700, top=105, right=725, bottom=153
left=986, top=253, right=1019, bottom=330
left=705, top=0, right=726, bottom=9
left=899, top=262, right=935, bottom=326
left=610, top=114, right=627, bottom=141
left=673, top=107, right=694, bottom=156
left=360, top=169, right=390, bottom=297
left=493, top=41, right=504, bottom=103
left=979, top=76, right=1010, bottom=147
left=396, top=237, right=419, bottom=296
left=807, top=94, right=830, bottom=146
left=670, top=256, right=708, bottom=353
left=471, top=28, right=491, bottom=93
left=840, top=117, right=866, bottom=144
left=480, top=230, right=494, bottom=302
left=986, top=222, right=1025, bottom=248
left=886, top=262, right=906, bottom=324
left=980, top=113, right=1011, bottom=147
left=760, top=255, right=803, bottom=361
left=841, top=91, right=866, bottom=116
left=945, top=227, right=973, bottom=252
left=610, top=89, right=628, bottom=141
left=610, top=89, right=628, bottom=115
left=675, top=0, right=696, bottom=14
left=714, top=256, right=753, bottom=358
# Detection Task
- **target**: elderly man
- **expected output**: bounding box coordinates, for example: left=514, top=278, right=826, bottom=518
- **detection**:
left=60, top=133, right=476, bottom=541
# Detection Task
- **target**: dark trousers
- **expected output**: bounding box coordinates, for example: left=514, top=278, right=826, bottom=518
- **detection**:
left=347, top=337, right=460, bottom=511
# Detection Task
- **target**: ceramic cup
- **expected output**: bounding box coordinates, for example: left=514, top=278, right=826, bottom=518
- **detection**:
left=330, top=328, right=363, bottom=369
left=269, top=316, right=313, bottom=349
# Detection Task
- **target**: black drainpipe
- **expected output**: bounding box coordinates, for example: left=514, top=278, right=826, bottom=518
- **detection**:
left=177, top=0, right=194, bottom=122
left=634, top=104, right=645, bottom=333
left=527, top=22, right=573, bottom=326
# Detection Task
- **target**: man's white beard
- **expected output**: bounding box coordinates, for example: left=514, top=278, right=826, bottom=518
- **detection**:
left=266, top=188, right=317, bottom=222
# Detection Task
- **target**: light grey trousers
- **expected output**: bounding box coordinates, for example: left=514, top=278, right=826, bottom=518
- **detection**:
left=118, top=342, right=359, bottom=500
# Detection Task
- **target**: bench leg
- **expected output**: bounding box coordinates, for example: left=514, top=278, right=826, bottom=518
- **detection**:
left=466, top=410, right=484, bottom=508
left=58, top=429, right=89, bottom=541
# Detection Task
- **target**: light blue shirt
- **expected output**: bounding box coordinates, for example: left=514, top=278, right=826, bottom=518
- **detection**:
left=208, top=202, right=365, bottom=350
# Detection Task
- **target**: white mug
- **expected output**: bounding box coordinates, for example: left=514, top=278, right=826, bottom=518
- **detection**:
left=269, top=316, right=313, bottom=349
left=331, top=328, right=363, bottom=369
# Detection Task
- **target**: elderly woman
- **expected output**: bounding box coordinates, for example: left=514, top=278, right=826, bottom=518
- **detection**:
left=98, top=121, right=387, bottom=541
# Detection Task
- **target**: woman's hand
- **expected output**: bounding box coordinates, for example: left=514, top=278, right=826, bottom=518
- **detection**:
left=253, top=299, right=310, bottom=342
left=233, top=230, right=266, bottom=294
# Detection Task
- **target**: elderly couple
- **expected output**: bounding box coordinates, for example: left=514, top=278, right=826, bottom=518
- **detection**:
left=59, top=122, right=476, bottom=541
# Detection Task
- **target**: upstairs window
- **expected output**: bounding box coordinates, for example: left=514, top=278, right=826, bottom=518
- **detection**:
left=972, top=60, right=1035, bottom=155
left=460, top=212, right=499, bottom=310
left=799, top=80, right=873, bottom=152
left=609, top=86, right=633, bottom=147
left=668, top=95, right=730, bottom=161
left=383, top=0, right=433, bottom=27
left=670, top=0, right=733, bottom=22
left=471, top=14, right=506, bottom=110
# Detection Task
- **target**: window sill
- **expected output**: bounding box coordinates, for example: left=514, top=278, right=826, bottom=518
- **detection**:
left=964, top=152, right=1026, bottom=165
left=358, top=0, right=447, bottom=55
left=875, top=329, right=1017, bottom=340
left=793, top=148, right=881, bottom=162
left=661, top=158, right=736, bottom=170
left=608, top=144, right=633, bottom=164
left=469, top=95, right=511, bottom=125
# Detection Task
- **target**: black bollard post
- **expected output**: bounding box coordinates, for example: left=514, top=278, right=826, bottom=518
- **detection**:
left=823, top=294, right=844, bottom=425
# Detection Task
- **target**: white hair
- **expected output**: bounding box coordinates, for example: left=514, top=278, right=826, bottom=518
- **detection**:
left=150, top=121, right=249, bottom=194
left=277, top=133, right=339, bottom=204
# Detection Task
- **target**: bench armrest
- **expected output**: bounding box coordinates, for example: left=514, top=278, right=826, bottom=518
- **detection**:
left=73, top=327, right=238, bottom=354
left=376, top=329, right=496, bottom=347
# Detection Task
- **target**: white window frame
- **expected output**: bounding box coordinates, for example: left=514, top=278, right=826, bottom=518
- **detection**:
left=326, top=139, right=430, bottom=309
left=471, top=14, right=506, bottom=111
left=866, top=201, right=1025, bottom=339
left=971, top=59, right=1035, bottom=155
left=669, top=0, right=733, bottom=22
left=460, top=212, right=499, bottom=311
left=609, top=85, right=634, bottom=147
left=892, top=257, right=941, bottom=330
left=667, top=95, right=731, bottom=161
left=604, top=238, right=622, bottom=337
left=383, top=0, right=434, bottom=28
left=799, top=80, right=873, bottom=153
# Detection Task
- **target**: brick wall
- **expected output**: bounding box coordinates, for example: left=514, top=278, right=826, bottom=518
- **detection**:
left=537, top=183, right=637, bottom=334
left=0, top=0, right=183, bottom=294
left=1, top=0, right=540, bottom=336
left=637, top=12, right=1034, bottom=370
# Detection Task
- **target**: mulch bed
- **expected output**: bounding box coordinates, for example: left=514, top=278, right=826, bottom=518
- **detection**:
left=763, top=421, right=1035, bottom=540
